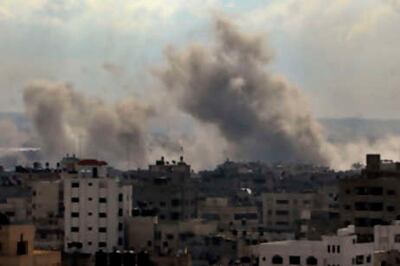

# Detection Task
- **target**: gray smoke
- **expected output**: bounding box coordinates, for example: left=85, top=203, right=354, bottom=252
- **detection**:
left=23, top=80, right=152, bottom=168
left=159, top=16, right=333, bottom=165
left=0, top=117, right=41, bottom=168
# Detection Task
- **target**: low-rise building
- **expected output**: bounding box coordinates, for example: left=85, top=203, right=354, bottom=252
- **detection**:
left=0, top=213, right=61, bottom=266
left=253, top=222, right=400, bottom=266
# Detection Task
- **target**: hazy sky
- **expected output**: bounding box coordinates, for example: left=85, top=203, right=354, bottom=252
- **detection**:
left=1, top=0, right=400, bottom=118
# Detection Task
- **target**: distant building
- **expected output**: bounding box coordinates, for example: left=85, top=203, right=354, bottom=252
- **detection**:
left=131, top=157, right=197, bottom=223
left=261, top=192, right=316, bottom=232
left=63, top=159, right=132, bottom=254
left=198, top=197, right=259, bottom=228
left=339, top=154, right=400, bottom=242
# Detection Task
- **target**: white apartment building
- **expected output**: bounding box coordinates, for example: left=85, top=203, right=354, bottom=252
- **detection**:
left=63, top=159, right=132, bottom=254
left=253, top=223, right=400, bottom=266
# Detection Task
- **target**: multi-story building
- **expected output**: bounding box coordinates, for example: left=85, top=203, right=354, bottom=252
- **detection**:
left=131, top=157, right=197, bottom=223
left=31, top=180, right=64, bottom=249
left=198, top=197, right=259, bottom=229
left=262, top=192, right=316, bottom=232
left=0, top=187, right=31, bottom=223
left=63, top=159, right=132, bottom=254
left=339, top=154, right=400, bottom=242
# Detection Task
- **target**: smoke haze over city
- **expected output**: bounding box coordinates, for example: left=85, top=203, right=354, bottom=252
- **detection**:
left=1, top=1, right=400, bottom=170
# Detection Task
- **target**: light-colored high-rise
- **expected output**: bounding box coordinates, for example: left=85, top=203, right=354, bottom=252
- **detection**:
left=63, top=159, right=132, bottom=254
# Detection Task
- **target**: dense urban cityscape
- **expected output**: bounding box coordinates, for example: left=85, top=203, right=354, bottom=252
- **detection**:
left=2, top=153, right=400, bottom=265
left=2, top=1, right=400, bottom=266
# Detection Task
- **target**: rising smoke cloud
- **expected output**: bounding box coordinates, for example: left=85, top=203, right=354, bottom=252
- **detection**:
left=4, top=15, right=400, bottom=170
left=23, top=80, right=152, bottom=168
left=159, top=15, right=334, bottom=165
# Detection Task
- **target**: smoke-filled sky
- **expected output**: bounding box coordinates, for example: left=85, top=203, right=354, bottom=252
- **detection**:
left=1, top=0, right=400, bottom=169
left=1, top=0, right=400, bottom=118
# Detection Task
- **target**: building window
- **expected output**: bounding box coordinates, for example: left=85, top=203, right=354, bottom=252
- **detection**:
left=88, top=197, right=92, bottom=201
left=71, top=227, right=79, bottom=232
left=71, top=197, right=79, bottom=203
left=98, top=242, right=106, bottom=248
left=16, top=234, right=28, bottom=256
left=355, top=217, right=369, bottom=227
left=99, top=227, right=106, bottom=233
left=71, top=182, right=79, bottom=188
left=88, top=212, right=93, bottom=216
left=99, top=198, right=107, bottom=203
left=275, top=210, right=289, bottom=216
left=88, top=241, right=92, bottom=246
left=99, top=213, right=107, bottom=218
left=160, top=201, right=166, bottom=207
left=306, top=256, right=318, bottom=265
left=394, top=234, right=400, bottom=243
left=171, top=199, right=180, bottom=206
left=387, top=206, right=395, bottom=212
left=118, top=193, right=123, bottom=202
left=289, top=256, right=301, bottom=265
left=332, top=245, right=336, bottom=253
left=71, top=212, right=79, bottom=218
left=337, top=245, right=340, bottom=253
left=118, top=208, right=123, bottom=216
left=355, top=255, right=364, bottom=264
left=118, top=238, right=123, bottom=245
left=369, top=202, right=383, bottom=211
left=88, top=182, right=93, bottom=186
left=118, top=223, right=123, bottom=231
left=327, top=245, right=330, bottom=253
left=276, top=200, right=289, bottom=204
left=170, top=212, right=180, bottom=220
left=366, top=255, right=371, bottom=263
left=88, top=227, right=92, bottom=231
left=276, top=221, right=289, bottom=226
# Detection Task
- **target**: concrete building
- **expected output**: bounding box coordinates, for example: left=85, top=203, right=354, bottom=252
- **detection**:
left=262, top=192, right=316, bottom=232
left=131, top=157, right=197, bottom=223
left=253, top=222, right=400, bottom=266
left=63, top=159, right=132, bottom=254
left=126, top=215, right=158, bottom=252
left=31, top=180, right=63, bottom=249
left=0, top=213, right=61, bottom=266
left=0, top=196, right=31, bottom=224
left=253, top=225, right=372, bottom=266
left=198, top=197, right=259, bottom=228
left=339, top=154, right=400, bottom=242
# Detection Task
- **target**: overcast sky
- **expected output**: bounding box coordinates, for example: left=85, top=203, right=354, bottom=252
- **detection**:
left=1, top=0, right=400, bottom=119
